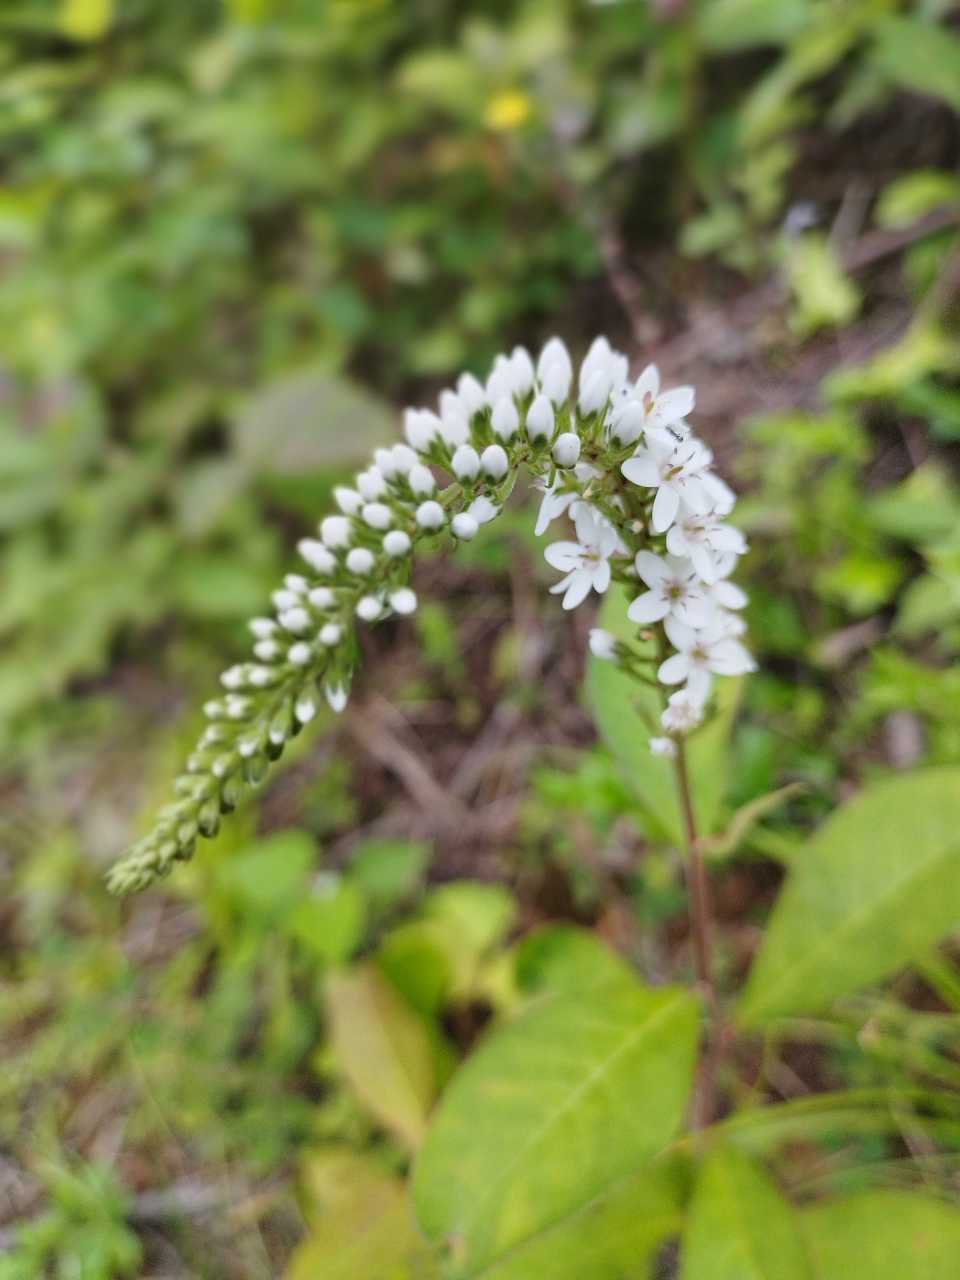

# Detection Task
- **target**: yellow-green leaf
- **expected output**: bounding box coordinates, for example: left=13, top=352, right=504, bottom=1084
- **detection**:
left=681, top=1146, right=811, bottom=1280
left=413, top=977, right=699, bottom=1277
left=801, top=1190, right=960, bottom=1280
left=60, top=0, right=113, bottom=41
left=325, top=964, right=437, bottom=1150
left=740, top=768, right=960, bottom=1025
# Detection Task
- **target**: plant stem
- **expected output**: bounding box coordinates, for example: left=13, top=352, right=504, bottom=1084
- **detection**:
left=674, top=740, right=721, bottom=1129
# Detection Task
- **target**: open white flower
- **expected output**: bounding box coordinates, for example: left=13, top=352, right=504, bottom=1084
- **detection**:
left=534, top=462, right=598, bottom=535
left=666, top=511, right=747, bottom=582
left=659, top=616, right=756, bottom=702
left=661, top=689, right=705, bottom=735
left=544, top=502, right=623, bottom=610
left=621, top=435, right=712, bottom=533
left=632, top=364, right=695, bottom=431
left=628, top=552, right=710, bottom=626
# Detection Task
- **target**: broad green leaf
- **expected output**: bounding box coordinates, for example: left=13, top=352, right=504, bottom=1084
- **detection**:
left=413, top=979, right=699, bottom=1277
left=895, top=570, right=960, bottom=637
left=740, top=769, right=960, bottom=1024
left=587, top=586, right=741, bottom=842
left=287, top=1149, right=439, bottom=1280
left=325, top=964, right=437, bottom=1151
left=288, top=877, right=366, bottom=965
left=867, top=463, right=959, bottom=546
left=801, top=1190, right=960, bottom=1280
left=696, top=0, right=809, bottom=53
left=681, top=1146, right=810, bottom=1280
left=422, top=882, right=516, bottom=955
left=872, top=18, right=960, bottom=113
left=514, top=925, right=635, bottom=996
left=349, top=838, right=431, bottom=914
left=213, top=830, right=314, bottom=921
left=475, top=1160, right=686, bottom=1280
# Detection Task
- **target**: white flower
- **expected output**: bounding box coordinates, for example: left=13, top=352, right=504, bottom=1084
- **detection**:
left=295, top=694, right=317, bottom=723
left=658, top=616, right=756, bottom=702
left=308, top=586, right=335, bottom=609
left=280, top=607, right=311, bottom=634
left=249, top=617, right=277, bottom=640
left=553, top=432, right=581, bottom=468
left=319, top=622, right=342, bottom=646
left=589, top=628, right=619, bottom=660
left=439, top=403, right=470, bottom=449
left=579, top=369, right=611, bottom=415
left=544, top=502, right=622, bottom=610
left=661, top=689, right=705, bottom=735
left=288, top=642, right=312, bottom=666
left=666, top=512, right=747, bottom=583
left=628, top=552, right=710, bottom=627
left=621, top=435, right=712, bottom=533
left=650, top=736, right=677, bottom=758
left=509, top=345, right=535, bottom=394
left=534, top=461, right=597, bottom=535
left=390, top=444, right=419, bottom=475
left=632, top=364, right=695, bottom=431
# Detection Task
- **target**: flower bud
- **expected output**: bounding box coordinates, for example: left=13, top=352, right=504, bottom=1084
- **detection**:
left=298, top=539, right=337, bottom=573
left=333, top=486, right=363, bottom=515
left=408, top=464, right=435, bottom=496
left=280, top=607, right=311, bottom=634
left=320, top=516, right=351, bottom=549
left=553, top=432, right=581, bottom=468
left=491, top=397, right=520, bottom=441
left=481, top=443, right=509, bottom=479
left=452, top=444, right=480, bottom=480
left=579, top=369, right=611, bottom=415
left=319, top=622, right=342, bottom=646
left=526, top=393, right=554, bottom=439
left=451, top=512, right=478, bottom=540
left=356, top=595, right=383, bottom=621
left=287, top=642, right=313, bottom=666
left=391, top=444, right=418, bottom=475
left=456, top=373, right=486, bottom=417
left=356, top=467, right=388, bottom=500
left=295, top=694, right=317, bottom=724
left=362, top=502, right=392, bottom=530
left=308, top=586, right=335, bottom=609
left=589, top=628, right=618, bottom=661
left=325, top=684, right=348, bottom=714
left=404, top=408, right=440, bottom=452
left=346, top=547, right=375, bottom=574
left=540, top=362, right=571, bottom=404
left=249, top=618, right=276, bottom=639
left=383, top=529, right=411, bottom=556
left=416, top=500, right=445, bottom=529
left=390, top=587, right=417, bottom=615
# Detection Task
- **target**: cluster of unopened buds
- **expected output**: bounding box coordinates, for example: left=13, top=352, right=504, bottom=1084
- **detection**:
left=109, top=335, right=754, bottom=892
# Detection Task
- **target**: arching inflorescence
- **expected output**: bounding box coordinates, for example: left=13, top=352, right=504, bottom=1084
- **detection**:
left=108, top=336, right=754, bottom=893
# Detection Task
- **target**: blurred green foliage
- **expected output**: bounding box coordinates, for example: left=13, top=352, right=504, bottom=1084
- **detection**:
left=3, top=0, right=960, bottom=1275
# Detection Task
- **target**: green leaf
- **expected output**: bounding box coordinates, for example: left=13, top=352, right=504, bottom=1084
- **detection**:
left=801, top=1190, right=960, bottom=1280
left=739, top=768, right=960, bottom=1025
left=288, top=877, right=366, bottom=965
left=325, top=964, right=437, bottom=1151
left=213, top=830, right=314, bottom=921
left=413, top=978, right=699, bottom=1277
left=782, top=233, right=860, bottom=338
left=696, top=0, right=809, bottom=53
left=875, top=171, right=960, bottom=230
left=422, top=882, right=516, bottom=956
left=349, top=838, right=431, bottom=914
left=698, top=784, right=804, bottom=860
left=587, top=586, right=741, bottom=843
left=473, top=1160, right=686, bottom=1280
left=514, top=925, right=636, bottom=996
left=681, top=1146, right=811, bottom=1280
left=872, top=18, right=960, bottom=113
left=288, top=1149, right=440, bottom=1280
left=59, top=0, right=113, bottom=41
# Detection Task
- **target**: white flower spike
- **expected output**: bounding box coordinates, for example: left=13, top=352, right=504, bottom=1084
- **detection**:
left=109, top=334, right=753, bottom=894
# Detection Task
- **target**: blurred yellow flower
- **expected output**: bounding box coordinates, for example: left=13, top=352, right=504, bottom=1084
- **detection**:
left=485, top=89, right=532, bottom=131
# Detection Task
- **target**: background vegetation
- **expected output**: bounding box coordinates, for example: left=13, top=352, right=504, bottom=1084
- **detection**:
left=2, top=0, right=960, bottom=1275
